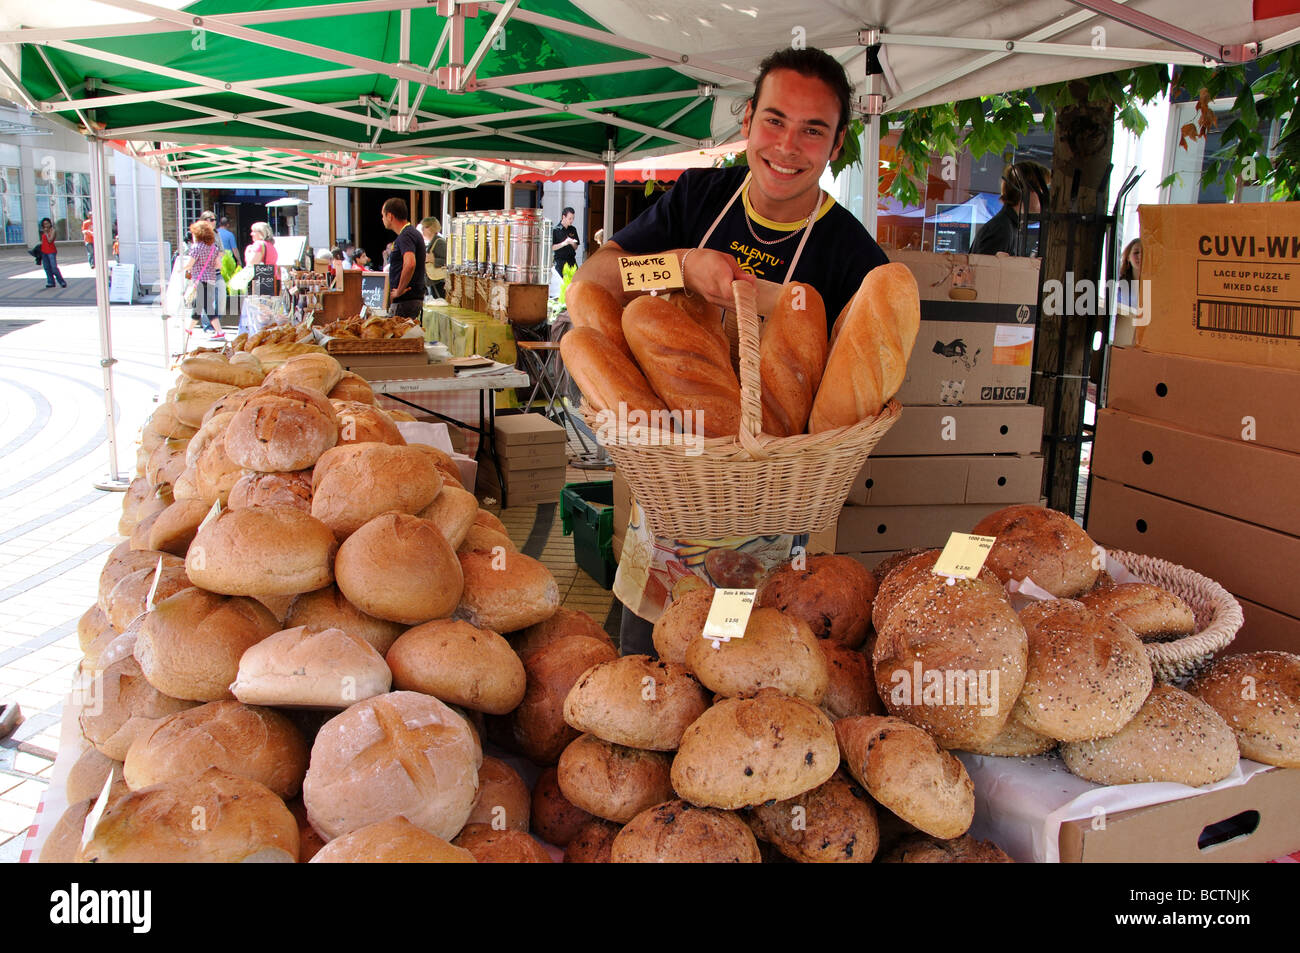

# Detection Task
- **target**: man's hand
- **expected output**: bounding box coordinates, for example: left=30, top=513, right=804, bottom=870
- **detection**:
left=683, top=248, right=755, bottom=310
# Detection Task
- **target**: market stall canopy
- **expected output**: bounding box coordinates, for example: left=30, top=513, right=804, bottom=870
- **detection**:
left=5, top=0, right=1300, bottom=166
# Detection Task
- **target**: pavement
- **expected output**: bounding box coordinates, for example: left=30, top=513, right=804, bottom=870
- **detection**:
left=0, top=250, right=617, bottom=862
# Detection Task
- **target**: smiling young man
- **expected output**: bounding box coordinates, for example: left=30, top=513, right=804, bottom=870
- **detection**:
left=572, top=47, right=890, bottom=654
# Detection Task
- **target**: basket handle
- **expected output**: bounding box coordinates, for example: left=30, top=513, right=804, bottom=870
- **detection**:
left=732, top=279, right=762, bottom=441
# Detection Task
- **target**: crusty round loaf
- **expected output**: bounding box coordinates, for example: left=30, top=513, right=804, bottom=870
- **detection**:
left=611, top=799, right=760, bottom=863
left=327, top=371, right=374, bottom=404
left=1061, top=683, right=1239, bottom=785
left=684, top=607, right=828, bottom=704
left=563, top=818, right=620, bottom=863
left=1079, top=582, right=1197, bottom=642
left=146, top=499, right=211, bottom=557
left=672, top=688, right=839, bottom=809
left=227, top=469, right=314, bottom=512
left=174, top=378, right=239, bottom=429
left=285, top=585, right=405, bottom=656
left=78, top=603, right=116, bottom=659
left=835, top=715, right=974, bottom=840
left=191, top=426, right=243, bottom=506
left=286, top=796, right=326, bottom=862
left=872, top=549, right=1000, bottom=633
left=562, top=654, right=708, bottom=751
left=335, top=513, right=463, bottom=624
left=171, top=466, right=200, bottom=502
left=119, top=478, right=156, bottom=536
left=756, top=555, right=877, bottom=648
left=332, top=400, right=404, bottom=446
left=146, top=401, right=199, bottom=440
left=127, top=506, right=168, bottom=552
left=82, top=767, right=298, bottom=863
left=872, top=548, right=932, bottom=586
left=496, top=635, right=618, bottom=765
left=303, top=691, right=482, bottom=841
left=1188, top=651, right=1300, bottom=767
left=416, top=485, right=479, bottom=551
left=187, top=504, right=338, bottom=597
left=98, top=548, right=178, bottom=614
left=123, top=700, right=309, bottom=797
left=146, top=438, right=189, bottom=489
left=64, top=746, right=125, bottom=806
left=746, top=771, right=879, bottom=863
left=972, top=504, right=1100, bottom=597
left=557, top=734, right=675, bottom=823
left=224, top=383, right=339, bottom=472
left=1014, top=599, right=1153, bottom=742
left=880, top=833, right=1014, bottom=863
left=310, top=816, right=475, bottom=863
left=458, top=524, right=516, bottom=554
left=530, top=764, right=593, bottom=847
left=135, top=587, right=280, bottom=702
left=201, top=386, right=260, bottom=425
left=456, top=550, right=559, bottom=633
left=819, top=641, right=885, bottom=721
left=873, top=575, right=1027, bottom=749
left=262, top=352, right=344, bottom=395
left=463, top=757, right=531, bottom=832
left=512, top=607, right=615, bottom=658
left=650, top=588, right=714, bottom=667
left=231, top=625, right=391, bottom=709
left=386, top=619, right=526, bottom=715
left=474, top=508, right=508, bottom=535
left=105, top=560, right=194, bottom=632
left=251, top=340, right=328, bottom=368
left=312, top=443, right=442, bottom=540
left=959, top=710, right=1057, bottom=757
left=40, top=799, right=96, bottom=863
left=453, top=824, right=553, bottom=862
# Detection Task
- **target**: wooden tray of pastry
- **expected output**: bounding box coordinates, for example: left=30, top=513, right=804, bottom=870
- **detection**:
left=324, top=336, right=425, bottom=354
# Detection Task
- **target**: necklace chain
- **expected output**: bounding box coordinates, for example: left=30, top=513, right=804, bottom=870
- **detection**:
left=743, top=188, right=822, bottom=247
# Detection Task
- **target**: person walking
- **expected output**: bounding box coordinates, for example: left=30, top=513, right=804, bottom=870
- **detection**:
left=380, top=197, right=426, bottom=319
left=38, top=217, right=67, bottom=289
left=184, top=220, right=225, bottom=339
left=82, top=212, right=95, bottom=268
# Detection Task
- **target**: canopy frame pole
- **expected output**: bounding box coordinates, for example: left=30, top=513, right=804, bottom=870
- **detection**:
left=616, top=90, right=712, bottom=161
left=602, top=132, right=616, bottom=245
left=459, top=0, right=520, bottom=92
left=41, top=67, right=368, bottom=113
left=89, top=136, right=129, bottom=491
left=877, top=32, right=1214, bottom=66
left=1063, top=0, right=1257, bottom=62
left=859, top=34, right=886, bottom=238
left=154, top=164, right=170, bottom=370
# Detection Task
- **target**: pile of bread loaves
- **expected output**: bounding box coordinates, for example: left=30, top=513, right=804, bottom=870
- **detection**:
left=559, top=266, right=921, bottom=438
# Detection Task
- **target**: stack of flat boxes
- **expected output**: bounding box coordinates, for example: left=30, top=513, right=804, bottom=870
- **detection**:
left=1087, top=202, right=1300, bottom=654
left=485, top=413, right=569, bottom=506
left=811, top=251, right=1045, bottom=569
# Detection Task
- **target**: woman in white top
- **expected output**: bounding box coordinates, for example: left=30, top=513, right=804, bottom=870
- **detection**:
left=244, top=222, right=279, bottom=295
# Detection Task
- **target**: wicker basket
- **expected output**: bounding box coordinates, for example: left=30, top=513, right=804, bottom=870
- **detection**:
left=1106, top=548, right=1243, bottom=683
left=325, top=336, right=425, bottom=354
left=578, top=280, right=901, bottom=538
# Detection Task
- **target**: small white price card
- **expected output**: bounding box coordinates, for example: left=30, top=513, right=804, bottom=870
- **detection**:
left=198, top=498, right=222, bottom=533
left=932, top=532, right=997, bottom=580
left=81, top=768, right=118, bottom=848
left=702, top=588, right=757, bottom=647
left=618, top=253, right=684, bottom=293
left=144, top=555, right=165, bottom=610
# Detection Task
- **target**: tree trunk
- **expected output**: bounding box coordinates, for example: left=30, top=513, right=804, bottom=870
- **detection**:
left=1032, top=81, right=1115, bottom=516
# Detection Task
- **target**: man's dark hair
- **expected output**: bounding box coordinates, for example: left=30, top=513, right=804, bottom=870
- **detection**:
left=1002, top=161, right=1050, bottom=209
left=562, top=206, right=575, bottom=218
left=219, top=216, right=230, bottom=227
left=382, top=197, right=409, bottom=221
left=749, top=47, right=853, bottom=138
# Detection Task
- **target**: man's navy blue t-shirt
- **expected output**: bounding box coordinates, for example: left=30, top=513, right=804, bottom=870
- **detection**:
left=612, top=165, right=889, bottom=332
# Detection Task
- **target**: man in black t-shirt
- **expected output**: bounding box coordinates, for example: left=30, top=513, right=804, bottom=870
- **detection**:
left=381, top=197, right=426, bottom=318
left=552, top=207, right=579, bottom=279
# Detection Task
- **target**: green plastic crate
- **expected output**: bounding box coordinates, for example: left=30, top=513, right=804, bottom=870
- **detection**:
left=560, top=481, right=616, bottom=588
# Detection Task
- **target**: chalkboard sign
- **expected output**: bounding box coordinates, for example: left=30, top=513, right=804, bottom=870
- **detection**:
left=360, top=270, right=389, bottom=311
left=250, top=264, right=277, bottom=296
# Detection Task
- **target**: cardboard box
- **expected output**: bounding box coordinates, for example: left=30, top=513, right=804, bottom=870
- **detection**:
left=1086, top=477, right=1300, bottom=619
left=493, top=412, right=567, bottom=447
left=487, top=280, right=549, bottom=324
left=1234, top=596, right=1300, bottom=655
left=892, top=250, right=1038, bottom=406
left=497, top=442, right=569, bottom=469
left=499, top=452, right=569, bottom=476
left=1135, top=202, right=1300, bottom=371
left=478, top=462, right=566, bottom=503
left=847, top=454, right=1042, bottom=506
left=348, top=363, right=454, bottom=383
left=1107, top=346, right=1300, bottom=456
left=1092, top=408, right=1300, bottom=537
left=611, top=470, right=631, bottom=564
left=1058, top=766, right=1300, bottom=863
left=873, top=405, right=1044, bottom=456
left=821, top=502, right=1007, bottom=554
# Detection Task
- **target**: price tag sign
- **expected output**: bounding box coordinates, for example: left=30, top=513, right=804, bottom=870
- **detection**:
left=144, top=555, right=165, bottom=611
left=618, top=253, right=684, bottom=293
left=932, top=532, right=997, bottom=580
left=81, top=767, right=119, bottom=849
left=701, top=588, right=756, bottom=647
left=198, top=499, right=222, bottom=534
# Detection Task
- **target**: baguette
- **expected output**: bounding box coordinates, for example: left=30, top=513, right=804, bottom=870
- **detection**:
left=759, top=282, right=828, bottom=436
left=809, top=264, right=919, bottom=432
left=621, top=294, right=741, bottom=438
left=566, top=280, right=633, bottom=360
left=559, top=327, right=668, bottom=418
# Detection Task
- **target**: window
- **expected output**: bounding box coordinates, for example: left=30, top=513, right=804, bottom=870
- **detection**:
left=0, top=167, right=22, bottom=245
left=32, top=167, right=91, bottom=242
left=182, top=188, right=203, bottom=229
